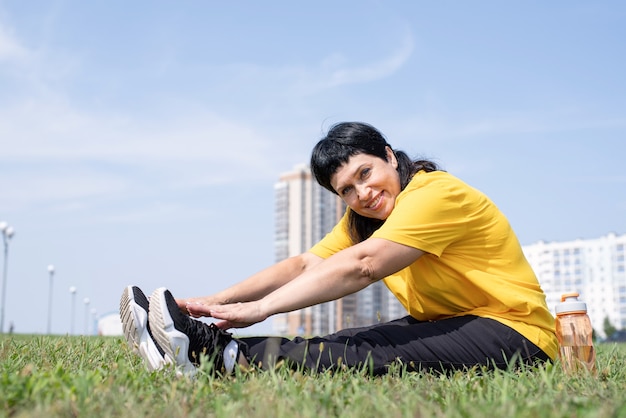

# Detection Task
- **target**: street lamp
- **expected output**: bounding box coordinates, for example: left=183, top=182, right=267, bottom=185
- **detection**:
left=0, top=221, right=15, bottom=334
left=91, top=308, right=98, bottom=336
left=83, top=297, right=90, bottom=335
left=47, top=265, right=55, bottom=335
left=69, top=286, right=77, bottom=335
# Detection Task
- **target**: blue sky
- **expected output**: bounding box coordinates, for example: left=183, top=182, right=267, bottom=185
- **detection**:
left=0, top=1, right=624, bottom=336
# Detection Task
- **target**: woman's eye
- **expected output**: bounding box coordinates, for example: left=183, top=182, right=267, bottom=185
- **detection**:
left=341, top=186, right=353, bottom=196
left=360, top=168, right=371, bottom=179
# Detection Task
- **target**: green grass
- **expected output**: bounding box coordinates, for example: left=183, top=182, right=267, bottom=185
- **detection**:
left=1, top=334, right=625, bottom=417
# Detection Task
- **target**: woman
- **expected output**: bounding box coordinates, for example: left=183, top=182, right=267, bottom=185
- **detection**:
left=120, top=121, right=557, bottom=376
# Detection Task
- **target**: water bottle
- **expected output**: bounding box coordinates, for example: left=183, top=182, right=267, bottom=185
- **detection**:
left=555, top=292, right=596, bottom=374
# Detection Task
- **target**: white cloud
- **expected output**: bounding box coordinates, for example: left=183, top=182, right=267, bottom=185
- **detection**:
left=0, top=97, right=273, bottom=165
left=0, top=165, right=128, bottom=211
left=0, top=98, right=285, bottom=211
left=291, top=27, right=414, bottom=94
left=0, top=23, right=29, bottom=61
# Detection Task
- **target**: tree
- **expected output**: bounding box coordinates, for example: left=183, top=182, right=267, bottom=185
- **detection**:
left=603, top=315, right=617, bottom=339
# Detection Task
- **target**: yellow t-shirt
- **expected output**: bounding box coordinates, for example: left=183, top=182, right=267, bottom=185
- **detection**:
left=309, top=170, right=558, bottom=360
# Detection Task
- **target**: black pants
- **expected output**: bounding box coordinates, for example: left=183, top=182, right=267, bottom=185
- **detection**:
left=237, top=315, right=550, bottom=375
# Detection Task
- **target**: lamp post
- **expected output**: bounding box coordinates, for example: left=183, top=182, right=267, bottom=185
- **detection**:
left=69, top=286, right=77, bottom=335
left=0, top=221, right=15, bottom=334
left=47, top=265, right=55, bottom=335
left=91, top=308, right=98, bottom=336
left=83, top=297, right=90, bottom=335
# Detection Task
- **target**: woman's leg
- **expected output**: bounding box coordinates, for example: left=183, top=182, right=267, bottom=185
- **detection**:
left=237, top=315, right=550, bottom=375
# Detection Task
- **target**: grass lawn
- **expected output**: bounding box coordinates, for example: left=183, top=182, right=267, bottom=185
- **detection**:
left=1, top=334, right=625, bottom=417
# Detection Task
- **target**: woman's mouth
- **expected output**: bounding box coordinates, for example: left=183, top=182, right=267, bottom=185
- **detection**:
left=366, top=194, right=383, bottom=210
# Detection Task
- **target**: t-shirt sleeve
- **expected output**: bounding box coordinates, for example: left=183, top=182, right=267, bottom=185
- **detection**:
left=309, top=210, right=353, bottom=258
left=371, top=174, right=469, bottom=256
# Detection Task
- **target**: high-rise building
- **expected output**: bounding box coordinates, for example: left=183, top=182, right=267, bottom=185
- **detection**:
left=272, top=164, right=405, bottom=336
left=523, top=232, right=626, bottom=336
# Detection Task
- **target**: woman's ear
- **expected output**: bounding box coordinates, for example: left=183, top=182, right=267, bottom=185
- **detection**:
left=386, top=146, right=398, bottom=169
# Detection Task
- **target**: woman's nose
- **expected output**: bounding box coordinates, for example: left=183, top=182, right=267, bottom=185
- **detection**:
left=355, top=183, right=370, bottom=201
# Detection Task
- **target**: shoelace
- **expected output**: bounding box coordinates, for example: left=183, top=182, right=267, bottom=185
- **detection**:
left=163, top=289, right=235, bottom=371
left=184, top=320, right=233, bottom=368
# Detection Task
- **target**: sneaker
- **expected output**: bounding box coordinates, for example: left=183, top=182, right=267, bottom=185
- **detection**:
left=148, top=287, right=237, bottom=376
left=119, top=285, right=172, bottom=371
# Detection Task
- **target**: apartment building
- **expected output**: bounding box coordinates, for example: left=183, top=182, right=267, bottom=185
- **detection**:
left=523, top=232, right=626, bottom=336
left=272, top=164, right=405, bottom=336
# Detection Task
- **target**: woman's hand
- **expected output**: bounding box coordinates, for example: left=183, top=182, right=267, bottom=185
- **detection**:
left=203, top=301, right=268, bottom=330
left=176, top=297, right=219, bottom=318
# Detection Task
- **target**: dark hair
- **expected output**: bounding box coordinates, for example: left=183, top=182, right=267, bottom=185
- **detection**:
left=310, top=122, right=440, bottom=244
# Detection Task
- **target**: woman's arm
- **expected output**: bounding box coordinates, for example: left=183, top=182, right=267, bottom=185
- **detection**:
left=207, top=238, right=424, bottom=329
left=179, top=252, right=323, bottom=316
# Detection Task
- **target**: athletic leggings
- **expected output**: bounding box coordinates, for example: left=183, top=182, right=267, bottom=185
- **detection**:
left=236, top=315, right=551, bottom=375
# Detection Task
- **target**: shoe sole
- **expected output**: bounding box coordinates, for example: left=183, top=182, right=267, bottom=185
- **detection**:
left=148, top=287, right=197, bottom=376
left=119, top=286, right=169, bottom=371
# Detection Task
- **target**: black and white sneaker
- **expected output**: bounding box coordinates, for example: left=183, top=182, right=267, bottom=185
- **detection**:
left=148, top=287, right=239, bottom=376
left=119, top=285, right=172, bottom=371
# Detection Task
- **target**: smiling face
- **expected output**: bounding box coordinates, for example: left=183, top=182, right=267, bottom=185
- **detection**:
left=330, top=147, right=401, bottom=220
